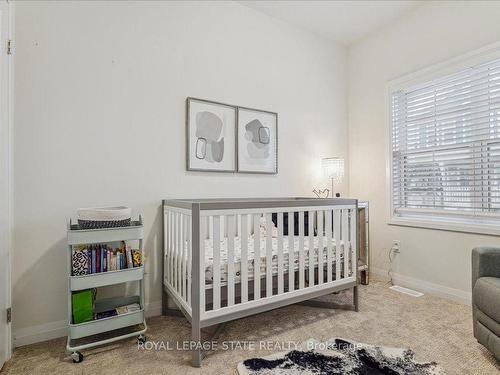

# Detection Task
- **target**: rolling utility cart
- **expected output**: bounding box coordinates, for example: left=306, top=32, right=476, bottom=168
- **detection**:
left=66, top=217, right=147, bottom=363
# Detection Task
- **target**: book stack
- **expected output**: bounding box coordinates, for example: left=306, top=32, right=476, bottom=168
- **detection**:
left=95, top=303, right=141, bottom=320
left=72, top=241, right=142, bottom=276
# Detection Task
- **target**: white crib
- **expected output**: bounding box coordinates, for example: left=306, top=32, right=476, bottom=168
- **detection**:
left=162, top=198, right=359, bottom=367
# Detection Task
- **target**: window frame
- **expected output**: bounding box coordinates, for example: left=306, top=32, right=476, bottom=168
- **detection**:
left=386, top=42, right=500, bottom=236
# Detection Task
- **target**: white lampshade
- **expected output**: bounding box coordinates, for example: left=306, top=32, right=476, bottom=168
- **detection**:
left=321, top=157, right=344, bottom=184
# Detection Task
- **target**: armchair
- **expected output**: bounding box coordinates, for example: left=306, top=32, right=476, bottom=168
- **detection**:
left=472, top=247, right=500, bottom=360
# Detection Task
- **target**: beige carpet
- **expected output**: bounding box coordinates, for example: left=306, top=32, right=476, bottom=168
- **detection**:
left=2, top=280, right=499, bottom=375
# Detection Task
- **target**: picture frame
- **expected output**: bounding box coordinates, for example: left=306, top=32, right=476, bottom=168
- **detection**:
left=237, top=106, right=278, bottom=174
left=186, top=97, right=237, bottom=172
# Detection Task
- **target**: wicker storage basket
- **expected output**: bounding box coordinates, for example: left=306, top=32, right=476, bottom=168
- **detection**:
left=77, top=206, right=132, bottom=229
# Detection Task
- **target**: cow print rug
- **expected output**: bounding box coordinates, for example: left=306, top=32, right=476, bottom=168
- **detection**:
left=237, top=338, right=446, bottom=375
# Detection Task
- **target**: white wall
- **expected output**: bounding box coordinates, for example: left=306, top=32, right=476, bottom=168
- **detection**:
left=348, top=1, right=500, bottom=302
left=12, top=1, right=348, bottom=344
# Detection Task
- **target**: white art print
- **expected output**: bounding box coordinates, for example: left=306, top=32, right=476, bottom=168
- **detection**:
left=237, top=107, right=278, bottom=174
left=187, top=98, right=236, bottom=172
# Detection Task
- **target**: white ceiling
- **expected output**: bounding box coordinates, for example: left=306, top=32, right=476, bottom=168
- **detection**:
left=238, top=1, right=421, bottom=46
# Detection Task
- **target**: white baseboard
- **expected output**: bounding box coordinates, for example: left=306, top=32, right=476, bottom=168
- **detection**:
left=144, top=300, right=162, bottom=318
left=371, top=267, right=472, bottom=305
left=14, top=319, right=68, bottom=348
left=14, top=300, right=163, bottom=348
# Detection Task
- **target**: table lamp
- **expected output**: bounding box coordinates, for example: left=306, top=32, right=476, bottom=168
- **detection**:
left=321, top=157, right=344, bottom=198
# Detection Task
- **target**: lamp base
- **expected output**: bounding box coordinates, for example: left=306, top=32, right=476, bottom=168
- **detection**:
left=329, top=179, right=341, bottom=198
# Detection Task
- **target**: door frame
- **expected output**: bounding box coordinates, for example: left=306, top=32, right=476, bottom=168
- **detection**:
left=0, top=0, right=13, bottom=366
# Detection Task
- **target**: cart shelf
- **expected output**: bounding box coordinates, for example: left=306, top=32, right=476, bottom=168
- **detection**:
left=69, top=296, right=144, bottom=339
left=68, top=221, right=144, bottom=245
left=70, top=266, right=144, bottom=291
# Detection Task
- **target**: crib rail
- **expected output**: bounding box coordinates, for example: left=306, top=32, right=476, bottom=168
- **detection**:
left=163, top=198, right=358, bottom=326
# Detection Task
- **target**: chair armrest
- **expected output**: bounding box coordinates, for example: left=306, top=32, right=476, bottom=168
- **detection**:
left=472, top=247, right=500, bottom=290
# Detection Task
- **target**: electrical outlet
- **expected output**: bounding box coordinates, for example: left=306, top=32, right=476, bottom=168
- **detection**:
left=392, top=240, right=401, bottom=253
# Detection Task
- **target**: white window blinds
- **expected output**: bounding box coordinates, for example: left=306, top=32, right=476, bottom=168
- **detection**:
left=391, top=57, right=500, bottom=220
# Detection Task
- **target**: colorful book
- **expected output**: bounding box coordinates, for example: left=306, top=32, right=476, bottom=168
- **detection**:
left=102, top=246, right=105, bottom=272
left=132, top=250, right=141, bottom=267
left=91, top=247, right=96, bottom=274
left=96, top=309, right=117, bottom=320
left=116, top=303, right=140, bottom=315
left=101, top=248, right=104, bottom=272
left=96, top=246, right=101, bottom=273
left=126, top=248, right=133, bottom=269
left=87, top=246, right=91, bottom=273
left=104, top=246, right=108, bottom=272
left=72, top=247, right=90, bottom=276
left=103, top=248, right=107, bottom=272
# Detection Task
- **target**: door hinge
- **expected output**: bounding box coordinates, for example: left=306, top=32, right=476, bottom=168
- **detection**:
left=7, top=39, right=13, bottom=55
left=6, top=307, right=11, bottom=323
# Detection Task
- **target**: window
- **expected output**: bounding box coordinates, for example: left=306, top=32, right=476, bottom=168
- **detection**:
left=390, top=56, right=500, bottom=231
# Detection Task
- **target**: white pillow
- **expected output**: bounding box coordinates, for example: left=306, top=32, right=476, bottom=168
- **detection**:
left=259, top=216, right=278, bottom=237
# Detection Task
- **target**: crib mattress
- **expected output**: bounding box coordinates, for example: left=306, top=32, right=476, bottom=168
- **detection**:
left=170, top=236, right=346, bottom=283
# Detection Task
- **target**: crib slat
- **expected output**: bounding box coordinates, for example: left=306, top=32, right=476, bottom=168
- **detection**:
left=241, top=214, right=248, bottom=303
left=200, top=217, right=206, bottom=313
left=227, top=215, right=235, bottom=307
left=223, top=216, right=228, bottom=238
left=253, top=214, right=261, bottom=300
left=213, top=216, right=221, bottom=310
left=308, top=211, right=314, bottom=287
left=187, top=214, right=192, bottom=306
left=277, top=212, right=284, bottom=295
left=171, top=211, right=175, bottom=287
left=317, top=210, right=324, bottom=284
left=173, top=212, right=177, bottom=291
left=265, top=213, right=273, bottom=297
left=180, top=214, right=186, bottom=300
left=182, top=215, right=189, bottom=302
left=178, top=214, right=183, bottom=299
left=170, top=211, right=174, bottom=289
left=342, top=209, right=349, bottom=279
left=334, top=209, right=341, bottom=280
left=173, top=212, right=178, bottom=291
left=326, top=210, right=333, bottom=283
left=166, top=211, right=170, bottom=286
left=169, top=211, right=173, bottom=286
left=165, top=210, right=168, bottom=288
left=298, top=211, right=305, bottom=289
left=288, top=211, right=294, bottom=292
left=350, top=208, right=357, bottom=278
left=171, top=211, right=175, bottom=288
left=175, top=213, right=182, bottom=294
left=177, top=213, right=182, bottom=296
left=237, top=215, right=241, bottom=237
left=209, top=216, right=213, bottom=241
left=184, top=214, right=188, bottom=299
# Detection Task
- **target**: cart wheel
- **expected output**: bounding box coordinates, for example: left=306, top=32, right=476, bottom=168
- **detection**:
left=138, top=334, right=147, bottom=345
left=71, top=351, right=83, bottom=363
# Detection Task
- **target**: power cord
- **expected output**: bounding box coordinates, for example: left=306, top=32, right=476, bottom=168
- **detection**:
left=387, top=246, right=398, bottom=286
